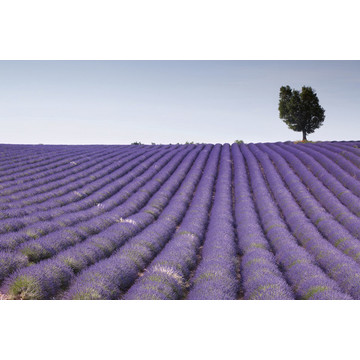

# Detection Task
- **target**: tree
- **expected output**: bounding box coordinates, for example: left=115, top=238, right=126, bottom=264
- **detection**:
left=279, top=85, right=325, bottom=141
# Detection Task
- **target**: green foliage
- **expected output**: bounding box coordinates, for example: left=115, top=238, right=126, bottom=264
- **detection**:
left=279, top=85, right=325, bottom=141
left=185, top=141, right=194, bottom=145
left=131, top=141, right=142, bottom=145
left=234, top=140, right=244, bottom=144
left=72, top=290, right=102, bottom=300
left=8, top=275, right=42, bottom=300
left=303, top=286, right=328, bottom=300
left=20, top=245, right=51, bottom=262
left=293, top=139, right=317, bottom=144
left=62, top=257, right=85, bottom=273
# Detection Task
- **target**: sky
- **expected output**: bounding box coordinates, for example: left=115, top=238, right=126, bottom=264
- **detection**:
left=0, top=60, right=359, bottom=145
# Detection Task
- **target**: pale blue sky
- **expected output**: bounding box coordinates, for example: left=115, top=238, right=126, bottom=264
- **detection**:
left=0, top=60, right=359, bottom=144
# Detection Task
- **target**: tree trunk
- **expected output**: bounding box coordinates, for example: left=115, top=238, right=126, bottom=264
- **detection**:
left=302, top=130, right=307, bottom=141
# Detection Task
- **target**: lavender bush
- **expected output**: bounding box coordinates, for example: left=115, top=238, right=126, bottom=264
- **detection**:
left=1, top=141, right=359, bottom=299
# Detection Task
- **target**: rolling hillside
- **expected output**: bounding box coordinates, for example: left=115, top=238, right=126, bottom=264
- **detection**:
left=1, top=141, right=360, bottom=300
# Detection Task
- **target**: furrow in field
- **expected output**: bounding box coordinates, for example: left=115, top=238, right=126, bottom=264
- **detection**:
left=0, top=149, right=172, bottom=256
left=0, top=145, right=85, bottom=174
left=261, top=144, right=360, bottom=264
left=232, top=144, right=297, bottom=299
left=0, top=147, right=164, bottom=225
left=57, top=146, right=210, bottom=300
left=286, top=143, right=360, bottom=199
left=322, top=142, right=360, bottom=167
left=268, top=143, right=360, bottom=241
left=0, top=146, right=201, bottom=295
left=0, top=145, right=58, bottom=168
left=185, top=144, right=239, bottom=300
left=1, top=141, right=360, bottom=301
left=0, top=146, right=131, bottom=196
left=0, top=146, right=185, bottom=253
left=124, top=145, right=221, bottom=300
left=329, top=142, right=360, bottom=158
left=0, top=146, right=102, bottom=182
left=0, top=146, right=150, bottom=209
left=247, top=144, right=360, bottom=299
left=244, top=144, right=348, bottom=299
left=308, top=143, right=360, bottom=178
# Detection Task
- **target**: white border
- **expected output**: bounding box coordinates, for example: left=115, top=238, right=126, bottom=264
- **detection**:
left=0, top=0, right=359, bottom=60
left=0, top=300, right=358, bottom=360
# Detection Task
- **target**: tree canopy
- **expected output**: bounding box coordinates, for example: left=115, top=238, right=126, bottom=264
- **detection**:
left=279, top=85, right=325, bottom=141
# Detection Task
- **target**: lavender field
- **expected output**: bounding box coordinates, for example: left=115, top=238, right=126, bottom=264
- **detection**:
left=1, top=141, right=360, bottom=300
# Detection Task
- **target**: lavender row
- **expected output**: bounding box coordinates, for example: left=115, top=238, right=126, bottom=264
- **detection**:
left=0, top=144, right=62, bottom=168
left=2, top=141, right=360, bottom=301
left=0, top=145, right=88, bottom=176
left=0, top=144, right=100, bottom=168
left=281, top=143, right=360, bottom=217
left=0, top=145, right=126, bottom=174
left=0, top=146, right=131, bottom=197
left=321, top=142, right=360, bottom=168
left=311, top=142, right=360, bottom=177
left=248, top=144, right=353, bottom=299
left=232, top=144, right=295, bottom=300
left=0, top=146, right=149, bottom=209
left=3, top=146, right=211, bottom=299
left=0, top=146, right=187, bottom=254
left=0, top=147, right=163, bottom=221
left=0, top=146, right=198, bottom=290
left=63, top=146, right=209, bottom=300
left=0, top=251, right=28, bottom=284
left=15, top=146, right=197, bottom=260
left=261, top=143, right=360, bottom=266
left=269, top=143, right=360, bottom=240
left=0, top=146, right=81, bottom=175
left=185, top=144, right=239, bottom=299
left=0, top=147, right=175, bottom=256
left=0, top=147, right=130, bottom=208
left=308, top=143, right=360, bottom=179
left=124, top=145, right=221, bottom=300
left=288, top=143, right=360, bottom=199
left=243, top=144, right=348, bottom=299
left=0, top=147, right=163, bottom=224
left=248, top=144, right=360, bottom=299
left=0, top=145, right=105, bottom=183
left=0, top=146, right=160, bottom=233
left=329, top=142, right=360, bottom=157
